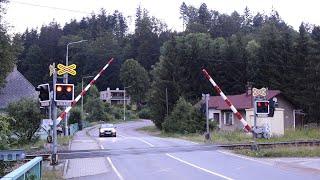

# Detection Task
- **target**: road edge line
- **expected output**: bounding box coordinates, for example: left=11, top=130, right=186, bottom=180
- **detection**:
left=217, top=150, right=273, bottom=166
left=107, top=157, right=124, bottom=180
left=166, top=153, right=233, bottom=180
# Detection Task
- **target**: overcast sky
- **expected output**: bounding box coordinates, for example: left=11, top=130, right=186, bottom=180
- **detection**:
left=4, top=0, right=320, bottom=35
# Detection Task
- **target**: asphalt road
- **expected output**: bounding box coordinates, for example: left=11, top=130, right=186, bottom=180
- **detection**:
left=85, top=120, right=319, bottom=180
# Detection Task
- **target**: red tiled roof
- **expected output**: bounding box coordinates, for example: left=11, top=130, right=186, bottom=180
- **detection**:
left=208, top=90, right=281, bottom=110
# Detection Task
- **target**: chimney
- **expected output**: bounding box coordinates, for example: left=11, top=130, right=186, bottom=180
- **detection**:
left=246, top=82, right=253, bottom=96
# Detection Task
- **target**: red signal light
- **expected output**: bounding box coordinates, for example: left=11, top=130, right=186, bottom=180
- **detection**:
left=56, top=86, right=62, bottom=92
left=257, top=102, right=261, bottom=107
left=66, top=86, right=72, bottom=92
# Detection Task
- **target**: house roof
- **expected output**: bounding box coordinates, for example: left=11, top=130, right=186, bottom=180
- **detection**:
left=208, top=90, right=281, bottom=110
left=0, top=67, right=38, bottom=109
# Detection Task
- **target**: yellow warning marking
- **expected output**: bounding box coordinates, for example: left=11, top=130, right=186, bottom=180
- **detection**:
left=57, top=64, right=77, bottom=76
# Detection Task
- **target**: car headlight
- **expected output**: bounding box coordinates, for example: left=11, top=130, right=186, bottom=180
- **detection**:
left=111, top=129, right=116, bottom=133
left=99, top=129, right=103, bottom=133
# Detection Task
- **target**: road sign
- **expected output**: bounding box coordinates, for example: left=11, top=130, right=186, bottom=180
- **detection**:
left=40, top=101, right=50, bottom=107
left=56, top=101, right=71, bottom=107
left=57, top=64, right=77, bottom=76
left=252, top=87, right=267, bottom=97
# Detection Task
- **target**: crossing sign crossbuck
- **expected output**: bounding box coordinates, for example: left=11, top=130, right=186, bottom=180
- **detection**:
left=57, top=64, right=77, bottom=76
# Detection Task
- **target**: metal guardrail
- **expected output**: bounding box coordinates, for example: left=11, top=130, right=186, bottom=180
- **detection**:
left=1, top=157, right=42, bottom=180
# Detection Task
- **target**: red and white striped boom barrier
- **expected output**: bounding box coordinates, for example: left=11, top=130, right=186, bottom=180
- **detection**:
left=56, top=58, right=114, bottom=125
left=201, top=69, right=252, bottom=132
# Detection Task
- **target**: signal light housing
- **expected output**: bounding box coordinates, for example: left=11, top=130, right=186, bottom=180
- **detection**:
left=255, top=100, right=269, bottom=115
left=54, top=84, right=74, bottom=102
left=35, top=83, right=50, bottom=102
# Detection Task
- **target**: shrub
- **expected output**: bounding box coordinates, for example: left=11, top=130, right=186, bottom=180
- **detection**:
left=138, top=108, right=151, bottom=119
left=0, top=115, right=12, bottom=150
left=68, top=107, right=81, bottom=125
left=6, top=98, right=43, bottom=143
left=162, top=97, right=205, bottom=134
left=105, top=113, right=116, bottom=122
left=209, top=120, right=219, bottom=130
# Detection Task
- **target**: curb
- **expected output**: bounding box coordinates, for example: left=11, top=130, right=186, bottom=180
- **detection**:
left=63, top=138, right=72, bottom=178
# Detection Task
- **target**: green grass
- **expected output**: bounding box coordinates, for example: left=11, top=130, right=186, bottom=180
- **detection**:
left=11, top=136, right=72, bottom=152
left=138, top=125, right=320, bottom=144
left=42, top=169, right=63, bottom=180
left=235, top=146, right=320, bottom=157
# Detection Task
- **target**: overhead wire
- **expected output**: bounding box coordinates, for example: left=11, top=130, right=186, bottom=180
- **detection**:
left=10, top=0, right=91, bottom=14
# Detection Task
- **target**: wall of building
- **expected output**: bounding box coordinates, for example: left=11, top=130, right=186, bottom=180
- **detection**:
left=208, top=109, right=221, bottom=128
left=219, top=110, right=245, bottom=131
left=246, top=108, right=284, bottom=136
left=276, top=96, right=295, bottom=129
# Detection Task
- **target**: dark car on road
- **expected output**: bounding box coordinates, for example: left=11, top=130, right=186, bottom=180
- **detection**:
left=99, top=124, right=117, bottom=137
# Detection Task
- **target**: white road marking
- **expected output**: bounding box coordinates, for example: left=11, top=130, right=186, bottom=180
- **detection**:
left=134, top=138, right=155, bottom=147
left=119, top=133, right=155, bottom=147
left=63, top=159, right=69, bottom=178
left=217, top=150, right=273, bottom=166
left=166, top=153, right=234, bottom=180
left=107, top=157, right=124, bottom=180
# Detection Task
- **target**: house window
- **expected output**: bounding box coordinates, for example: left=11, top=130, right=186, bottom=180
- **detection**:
left=213, top=113, right=220, bottom=122
left=225, top=112, right=233, bottom=125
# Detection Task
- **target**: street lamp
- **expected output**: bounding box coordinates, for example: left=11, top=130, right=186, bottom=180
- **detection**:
left=64, top=39, right=87, bottom=136
left=123, top=85, right=133, bottom=121
left=81, top=75, right=94, bottom=129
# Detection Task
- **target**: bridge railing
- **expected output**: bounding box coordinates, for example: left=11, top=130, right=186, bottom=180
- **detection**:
left=1, top=157, right=42, bottom=180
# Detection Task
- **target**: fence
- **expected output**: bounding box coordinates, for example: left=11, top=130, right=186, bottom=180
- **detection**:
left=1, top=157, right=42, bottom=180
left=69, top=123, right=78, bottom=136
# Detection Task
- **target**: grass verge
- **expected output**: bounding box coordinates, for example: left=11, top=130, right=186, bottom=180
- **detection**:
left=42, top=168, right=63, bottom=180
left=235, top=146, right=320, bottom=157
left=138, top=125, right=320, bottom=145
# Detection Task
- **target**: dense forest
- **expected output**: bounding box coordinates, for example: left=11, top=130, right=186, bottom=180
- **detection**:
left=1, top=1, right=320, bottom=127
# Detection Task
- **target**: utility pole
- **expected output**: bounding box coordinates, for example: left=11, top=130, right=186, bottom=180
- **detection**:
left=51, top=66, right=58, bottom=165
left=123, top=88, right=126, bottom=121
left=202, top=93, right=210, bottom=141
left=206, top=94, right=210, bottom=136
left=64, top=40, right=87, bottom=135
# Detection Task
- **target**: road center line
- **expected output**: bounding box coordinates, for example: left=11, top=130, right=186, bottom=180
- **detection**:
left=134, top=138, right=155, bottom=147
left=107, top=157, right=124, bottom=180
left=166, top=153, right=233, bottom=180
left=217, top=150, right=273, bottom=166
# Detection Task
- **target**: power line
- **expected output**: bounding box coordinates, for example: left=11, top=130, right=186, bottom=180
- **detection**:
left=10, top=0, right=91, bottom=14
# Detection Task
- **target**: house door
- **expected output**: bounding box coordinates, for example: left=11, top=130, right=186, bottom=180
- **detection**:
left=213, top=113, right=220, bottom=122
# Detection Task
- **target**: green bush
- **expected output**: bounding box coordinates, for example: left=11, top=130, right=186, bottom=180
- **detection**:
left=6, top=98, right=43, bottom=143
left=138, top=108, right=151, bottom=119
left=111, top=107, right=123, bottom=120
left=68, top=107, right=81, bottom=125
left=104, top=113, right=116, bottom=122
left=126, top=110, right=138, bottom=120
left=162, top=97, right=205, bottom=134
left=209, top=120, right=219, bottom=130
left=0, top=115, right=12, bottom=150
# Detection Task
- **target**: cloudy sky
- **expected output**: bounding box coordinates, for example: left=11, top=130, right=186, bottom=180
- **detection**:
left=4, top=0, right=320, bottom=35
